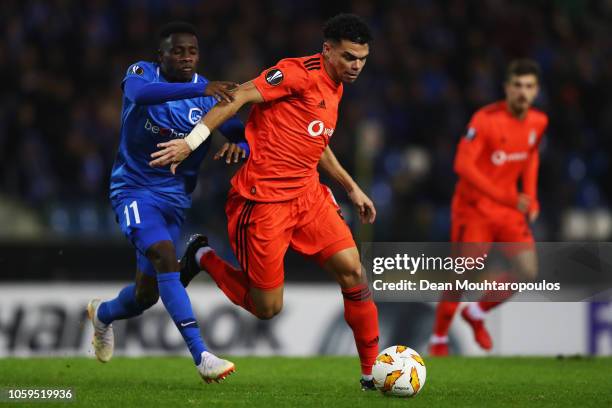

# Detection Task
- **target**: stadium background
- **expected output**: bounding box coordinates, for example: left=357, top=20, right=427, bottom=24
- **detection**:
left=0, top=0, right=611, bottom=358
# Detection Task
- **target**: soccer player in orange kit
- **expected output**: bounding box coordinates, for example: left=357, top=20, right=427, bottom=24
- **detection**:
left=149, top=14, right=380, bottom=390
left=429, top=59, right=548, bottom=356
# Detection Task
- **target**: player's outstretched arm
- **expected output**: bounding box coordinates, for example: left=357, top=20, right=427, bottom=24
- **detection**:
left=149, top=81, right=263, bottom=173
left=124, top=76, right=239, bottom=105
left=319, top=146, right=376, bottom=224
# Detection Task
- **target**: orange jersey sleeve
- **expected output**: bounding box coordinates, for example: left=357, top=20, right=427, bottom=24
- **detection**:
left=252, top=59, right=310, bottom=102
left=454, top=111, right=518, bottom=207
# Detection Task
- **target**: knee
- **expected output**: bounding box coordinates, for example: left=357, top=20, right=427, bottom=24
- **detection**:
left=135, top=286, right=159, bottom=309
left=146, top=242, right=179, bottom=273
left=336, top=264, right=363, bottom=288
left=514, top=257, right=538, bottom=281
left=254, top=304, right=282, bottom=320
left=520, top=264, right=538, bottom=281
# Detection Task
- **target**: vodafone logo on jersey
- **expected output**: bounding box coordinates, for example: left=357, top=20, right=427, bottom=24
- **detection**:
left=490, top=150, right=529, bottom=166
left=307, top=120, right=334, bottom=137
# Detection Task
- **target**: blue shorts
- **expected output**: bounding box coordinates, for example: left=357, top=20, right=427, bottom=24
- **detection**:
left=111, top=191, right=186, bottom=277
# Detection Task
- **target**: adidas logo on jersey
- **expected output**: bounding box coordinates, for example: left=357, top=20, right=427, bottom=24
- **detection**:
left=317, top=100, right=326, bottom=109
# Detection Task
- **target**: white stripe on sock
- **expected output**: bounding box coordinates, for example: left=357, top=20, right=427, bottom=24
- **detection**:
left=195, top=247, right=213, bottom=264
left=430, top=334, right=448, bottom=344
left=467, top=302, right=486, bottom=321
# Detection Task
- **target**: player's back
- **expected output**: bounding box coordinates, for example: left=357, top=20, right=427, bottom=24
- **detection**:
left=453, top=101, right=548, bottom=217
left=111, top=61, right=217, bottom=208
left=232, top=54, right=343, bottom=202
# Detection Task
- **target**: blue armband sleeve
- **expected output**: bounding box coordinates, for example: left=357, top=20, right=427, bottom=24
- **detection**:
left=218, top=116, right=249, bottom=157
left=218, top=116, right=246, bottom=143
left=123, top=76, right=206, bottom=105
left=237, top=141, right=250, bottom=157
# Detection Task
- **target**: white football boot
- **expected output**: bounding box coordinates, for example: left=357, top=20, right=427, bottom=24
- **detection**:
left=197, top=351, right=235, bottom=383
left=87, top=299, right=114, bottom=363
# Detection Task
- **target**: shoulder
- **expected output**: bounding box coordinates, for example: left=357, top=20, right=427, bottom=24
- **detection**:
left=277, top=55, right=319, bottom=72
left=267, top=54, right=320, bottom=83
left=528, top=107, right=549, bottom=129
left=296, top=54, right=323, bottom=71
left=470, top=102, right=502, bottom=126
left=194, top=73, right=209, bottom=85
left=125, top=61, right=157, bottom=79
left=478, top=101, right=506, bottom=117
left=471, top=101, right=508, bottom=127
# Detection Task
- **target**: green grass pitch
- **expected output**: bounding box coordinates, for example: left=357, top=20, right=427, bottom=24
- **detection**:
left=1, top=356, right=611, bottom=407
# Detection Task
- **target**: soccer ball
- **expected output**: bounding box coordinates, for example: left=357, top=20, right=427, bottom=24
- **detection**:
left=372, top=345, right=426, bottom=397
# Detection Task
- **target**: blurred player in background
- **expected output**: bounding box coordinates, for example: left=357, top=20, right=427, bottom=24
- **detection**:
left=429, top=59, right=548, bottom=356
left=87, top=22, right=248, bottom=382
left=150, top=14, right=380, bottom=390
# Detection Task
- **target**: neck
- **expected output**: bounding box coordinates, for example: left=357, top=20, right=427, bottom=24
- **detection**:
left=322, top=55, right=341, bottom=84
left=160, top=67, right=191, bottom=83
left=506, top=100, right=527, bottom=120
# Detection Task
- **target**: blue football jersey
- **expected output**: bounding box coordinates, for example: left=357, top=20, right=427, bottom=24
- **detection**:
left=110, top=61, right=220, bottom=208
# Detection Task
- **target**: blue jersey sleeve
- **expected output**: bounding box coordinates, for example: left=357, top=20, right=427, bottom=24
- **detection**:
left=122, top=62, right=207, bottom=105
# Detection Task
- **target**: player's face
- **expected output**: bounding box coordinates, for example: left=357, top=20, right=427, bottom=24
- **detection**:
left=158, top=33, right=199, bottom=82
left=505, top=74, right=539, bottom=116
left=323, top=40, right=369, bottom=83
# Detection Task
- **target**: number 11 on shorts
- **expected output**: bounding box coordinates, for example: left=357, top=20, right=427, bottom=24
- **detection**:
left=124, top=200, right=141, bottom=226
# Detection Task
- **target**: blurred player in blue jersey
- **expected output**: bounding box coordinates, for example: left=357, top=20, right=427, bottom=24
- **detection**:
left=86, top=22, right=247, bottom=383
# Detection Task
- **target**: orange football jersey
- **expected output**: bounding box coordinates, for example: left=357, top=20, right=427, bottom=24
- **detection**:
left=231, top=54, right=343, bottom=202
left=453, top=101, right=548, bottom=219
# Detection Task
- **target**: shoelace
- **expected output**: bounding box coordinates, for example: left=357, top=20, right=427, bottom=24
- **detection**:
left=94, top=324, right=113, bottom=346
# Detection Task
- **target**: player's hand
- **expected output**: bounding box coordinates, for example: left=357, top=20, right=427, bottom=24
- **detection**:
left=348, top=187, right=376, bottom=224
left=528, top=209, right=539, bottom=223
left=149, top=139, right=192, bottom=174
left=516, top=193, right=531, bottom=214
left=204, top=81, right=239, bottom=103
left=214, top=142, right=247, bottom=164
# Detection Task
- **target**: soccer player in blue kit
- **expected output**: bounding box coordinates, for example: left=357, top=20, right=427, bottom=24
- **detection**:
left=86, top=22, right=247, bottom=383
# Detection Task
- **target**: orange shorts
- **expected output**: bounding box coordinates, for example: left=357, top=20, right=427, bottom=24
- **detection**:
left=226, top=182, right=355, bottom=290
left=451, top=212, right=534, bottom=257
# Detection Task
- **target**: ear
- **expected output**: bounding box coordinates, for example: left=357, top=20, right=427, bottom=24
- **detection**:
left=322, top=41, right=332, bottom=57
left=533, top=84, right=540, bottom=97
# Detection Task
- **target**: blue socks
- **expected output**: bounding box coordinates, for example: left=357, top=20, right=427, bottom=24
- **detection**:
left=97, top=284, right=147, bottom=325
left=157, top=272, right=207, bottom=365
left=97, top=274, right=207, bottom=365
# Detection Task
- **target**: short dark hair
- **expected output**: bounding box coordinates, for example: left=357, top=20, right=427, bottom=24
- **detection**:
left=158, top=21, right=198, bottom=44
left=323, top=13, right=372, bottom=45
left=506, top=59, right=541, bottom=82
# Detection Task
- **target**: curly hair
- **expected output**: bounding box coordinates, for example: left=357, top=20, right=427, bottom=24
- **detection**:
left=323, top=13, right=372, bottom=44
